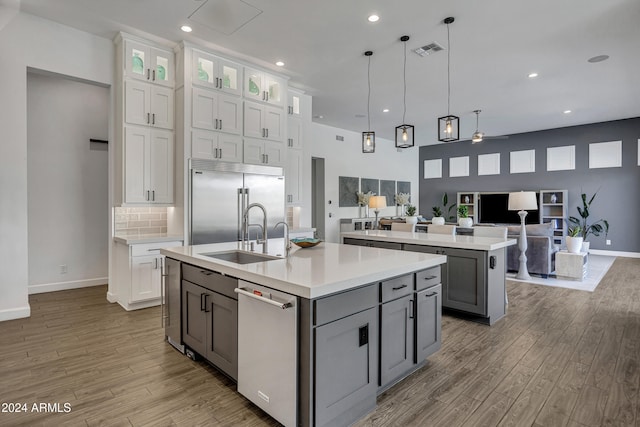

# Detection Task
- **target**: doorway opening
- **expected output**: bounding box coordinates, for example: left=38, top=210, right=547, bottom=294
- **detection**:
left=311, top=157, right=325, bottom=240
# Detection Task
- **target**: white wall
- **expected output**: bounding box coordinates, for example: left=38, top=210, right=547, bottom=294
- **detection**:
left=27, top=72, right=109, bottom=293
left=0, top=12, right=112, bottom=321
left=310, top=123, right=420, bottom=243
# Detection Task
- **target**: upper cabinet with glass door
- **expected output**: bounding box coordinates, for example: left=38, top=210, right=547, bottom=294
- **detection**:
left=192, top=49, right=241, bottom=96
left=125, top=39, right=174, bottom=88
left=243, top=67, right=286, bottom=107
left=287, top=91, right=302, bottom=117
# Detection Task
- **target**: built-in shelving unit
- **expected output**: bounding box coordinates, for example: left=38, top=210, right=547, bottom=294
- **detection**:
left=456, top=192, right=478, bottom=224
left=539, top=190, right=568, bottom=246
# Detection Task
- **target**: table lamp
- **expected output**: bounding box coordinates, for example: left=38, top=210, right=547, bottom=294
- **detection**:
left=508, top=191, right=538, bottom=280
left=369, top=196, right=387, bottom=230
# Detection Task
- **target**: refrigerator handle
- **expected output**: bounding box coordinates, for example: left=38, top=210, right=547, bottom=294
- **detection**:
left=238, top=188, right=244, bottom=243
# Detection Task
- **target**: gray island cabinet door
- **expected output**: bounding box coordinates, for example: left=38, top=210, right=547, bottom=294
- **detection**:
left=443, top=248, right=486, bottom=316
left=315, top=307, right=378, bottom=427
left=380, top=294, right=415, bottom=388
left=182, top=280, right=208, bottom=356
left=205, top=292, right=238, bottom=381
left=416, top=284, right=442, bottom=362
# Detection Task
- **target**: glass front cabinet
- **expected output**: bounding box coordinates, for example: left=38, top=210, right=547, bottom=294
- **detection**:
left=191, top=49, right=241, bottom=96
left=125, top=39, right=174, bottom=88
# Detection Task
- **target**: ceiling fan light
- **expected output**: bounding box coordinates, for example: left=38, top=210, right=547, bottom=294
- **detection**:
left=472, top=131, right=484, bottom=143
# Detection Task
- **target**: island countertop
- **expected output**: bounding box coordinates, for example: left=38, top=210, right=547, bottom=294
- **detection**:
left=161, top=239, right=446, bottom=299
left=341, top=230, right=517, bottom=251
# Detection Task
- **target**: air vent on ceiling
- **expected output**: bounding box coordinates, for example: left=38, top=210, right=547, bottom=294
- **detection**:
left=336, top=135, right=344, bottom=141
left=413, top=42, right=444, bottom=57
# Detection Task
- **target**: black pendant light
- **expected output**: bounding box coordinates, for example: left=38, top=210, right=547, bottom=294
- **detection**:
left=395, top=35, right=414, bottom=148
left=438, top=17, right=460, bottom=142
left=362, top=51, right=375, bottom=153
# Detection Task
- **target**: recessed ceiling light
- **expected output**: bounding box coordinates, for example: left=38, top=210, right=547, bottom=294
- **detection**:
left=382, top=108, right=389, bottom=113
left=588, top=55, right=609, bottom=63
left=528, top=72, right=538, bottom=78
left=368, top=14, right=379, bottom=22
left=313, top=115, right=324, bottom=119
left=563, top=110, right=572, bottom=114
left=181, top=25, right=193, bottom=33
left=275, top=61, right=284, bottom=67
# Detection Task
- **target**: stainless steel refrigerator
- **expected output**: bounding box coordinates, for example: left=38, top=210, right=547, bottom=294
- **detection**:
left=190, top=159, right=286, bottom=245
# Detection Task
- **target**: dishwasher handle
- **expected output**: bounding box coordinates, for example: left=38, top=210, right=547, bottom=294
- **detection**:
left=234, top=288, right=292, bottom=310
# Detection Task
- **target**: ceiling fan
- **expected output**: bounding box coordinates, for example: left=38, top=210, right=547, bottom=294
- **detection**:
left=471, top=110, right=509, bottom=143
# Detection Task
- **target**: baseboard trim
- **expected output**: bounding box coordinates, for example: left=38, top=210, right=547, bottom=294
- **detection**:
left=0, top=306, right=31, bottom=322
left=590, top=249, right=640, bottom=258
left=107, top=291, right=118, bottom=303
left=28, top=277, right=108, bottom=295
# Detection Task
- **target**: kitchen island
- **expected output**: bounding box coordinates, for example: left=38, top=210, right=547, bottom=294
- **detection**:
left=341, top=230, right=517, bottom=325
left=161, top=240, right=446, bottom=427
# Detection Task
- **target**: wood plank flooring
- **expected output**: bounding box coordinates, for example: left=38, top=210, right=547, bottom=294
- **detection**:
left=1, top=257, right=639, bottom=426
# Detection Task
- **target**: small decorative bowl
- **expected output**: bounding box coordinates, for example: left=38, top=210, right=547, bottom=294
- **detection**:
left=290, top=238, right=322, bottom=248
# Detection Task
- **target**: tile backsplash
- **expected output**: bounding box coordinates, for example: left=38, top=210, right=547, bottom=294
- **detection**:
left=114, top=207, right=167, bottom=235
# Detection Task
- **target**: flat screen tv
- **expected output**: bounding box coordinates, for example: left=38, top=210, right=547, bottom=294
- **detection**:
left=478, top=193, right=539, bottom=225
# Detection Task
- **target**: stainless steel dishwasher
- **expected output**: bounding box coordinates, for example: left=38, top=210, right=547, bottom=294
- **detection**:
left=234, top=280, right=297, bottom=427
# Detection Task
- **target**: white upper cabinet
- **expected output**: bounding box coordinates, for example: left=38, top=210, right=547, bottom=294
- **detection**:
left=192, top=49, right=242, bottom=96
left=243, top=138, right=286, bottom=167
left=244, top=67, right=285, bottom=107
left=192, top=129, right=243, bottom=163
left=243, top=101, right=284, bottom=142
left=287, top=116, right=302, bottom=149
left=287, top=92, right=302, bottom=117
left=192, top=88, right=242, bottom=135
left=286, top=148, right=303, bottom=205
left=124, top=127, right=174, bottom=205
left=125, top=81, right=174, bottom=130
left=125, top=39, right=174, bottom=87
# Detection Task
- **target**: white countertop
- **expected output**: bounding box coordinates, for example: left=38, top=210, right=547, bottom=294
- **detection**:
left=341, top=230, right=517, bottom=251
left=114, top=233, right=184, bottom=245
left=161, top=239, right=446, bottom=299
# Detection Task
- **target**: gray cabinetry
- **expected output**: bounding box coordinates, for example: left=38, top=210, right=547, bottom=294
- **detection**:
left=416, top=284, right=441, bottom=361
left=379, top=294, right=414, bottom=388
left=181, top=264, right=239, bottom=380
left=182, top=279, right=207, bottom=356
left=315, top=306, right=378, bottom=427
left=404, top=244, right=487, bottom=316
left=342, top=237, right=402, bottom=250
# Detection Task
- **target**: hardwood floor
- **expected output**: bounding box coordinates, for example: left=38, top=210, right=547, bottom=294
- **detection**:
left=1, top=257, right=638, bottom=426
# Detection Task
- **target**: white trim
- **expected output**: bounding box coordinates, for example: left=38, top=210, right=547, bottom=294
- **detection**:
left=478, top=153, right=500, bottom=176
left=0, top=306, right=31, bottom=322
left=423, top=159, right=442, bottom=179
left=589, top=140, right=622, bottom=169
left=547, top=145, right=575, bottom=171
left=510, top=149, right=535, bottom=174
left=28, top=277, right=108, bottom=295
left=589, top=249, right=640, bottom=258
left=107, top=291, right=118, bottom=303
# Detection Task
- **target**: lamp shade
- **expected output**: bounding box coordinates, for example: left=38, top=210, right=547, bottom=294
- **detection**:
left=508, top=191, right=538, bottom=211
left=369, top=195, right=387, bottom=209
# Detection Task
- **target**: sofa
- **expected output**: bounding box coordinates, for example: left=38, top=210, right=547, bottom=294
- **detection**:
left=506, top=222, right=559, bottom=278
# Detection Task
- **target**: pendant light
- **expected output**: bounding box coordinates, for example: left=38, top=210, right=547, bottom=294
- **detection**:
left=472, top=110, right=484, bottom=143
left=438, top=17, right=460, bottom=142
left=395, top=35, right=414, bottom=148
left=362, top=51, right=375, bottom=153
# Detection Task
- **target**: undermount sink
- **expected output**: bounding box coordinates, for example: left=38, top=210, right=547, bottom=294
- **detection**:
left=200, top=250, right=281, bottom=264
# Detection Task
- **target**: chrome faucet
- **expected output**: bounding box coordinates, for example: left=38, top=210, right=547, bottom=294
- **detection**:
left=243, top=203, right=268, bottom=253
left=274, top=221, right=291, bottom=257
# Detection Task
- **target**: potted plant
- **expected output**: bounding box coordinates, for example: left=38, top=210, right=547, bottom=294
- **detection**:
left=568, top=191, right=609, bottom=252
left=457, top=205, right=473, bottom=228
left=566, top=225, right=583, bottom=254
left=431, top=193, right=456, bottom=225
left=405, top=204, right=418, bottom=224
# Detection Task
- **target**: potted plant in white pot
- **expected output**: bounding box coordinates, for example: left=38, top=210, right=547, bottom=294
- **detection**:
left=566, top=225, right=583, bottom=254
left=457, top=205, right=473, bottom=228
left=405, top=204, right=418, bottom=224
left=431, top=193, right=456, bottom=225
left=568, top=191, right=609, bottom=252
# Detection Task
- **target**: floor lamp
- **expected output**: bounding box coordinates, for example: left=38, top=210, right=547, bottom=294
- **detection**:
left=508, top=191, right=538, bottom=280
left=369, top=196, right=387, bottom=230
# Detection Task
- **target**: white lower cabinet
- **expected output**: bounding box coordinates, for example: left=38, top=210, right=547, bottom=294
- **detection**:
left=114, top=240, right=183, bottom=310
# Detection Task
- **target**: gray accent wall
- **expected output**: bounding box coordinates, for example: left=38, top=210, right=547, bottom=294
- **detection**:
left=419, top=117, right=640, bottom=252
